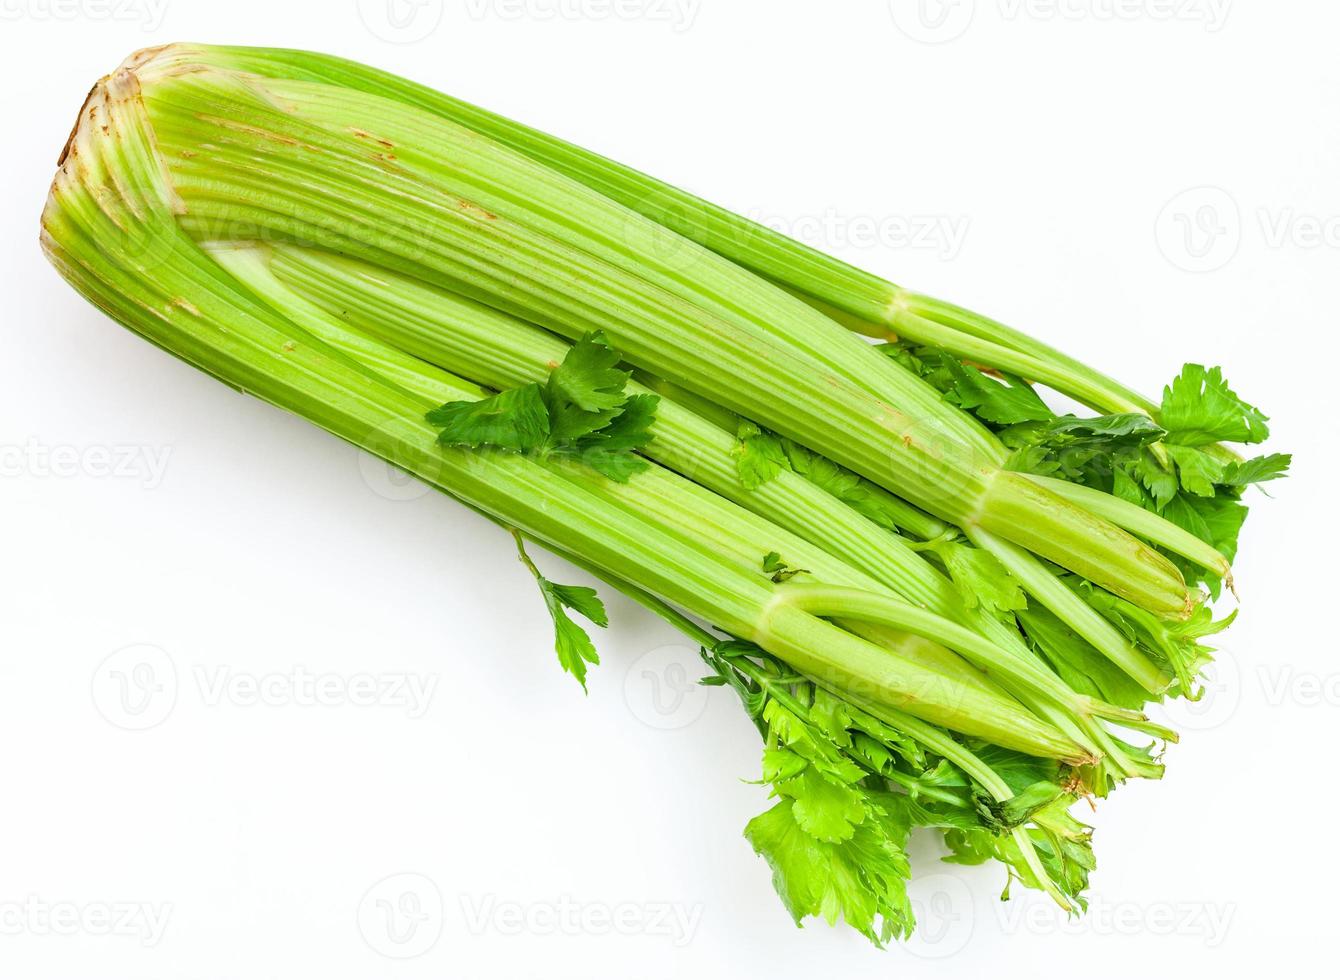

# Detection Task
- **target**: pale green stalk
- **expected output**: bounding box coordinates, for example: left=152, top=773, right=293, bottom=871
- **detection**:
left=225, top=240, right=1136, bottom=764
left=40, top=70, right=1083, bottom=761
left=253, top=243, right=1174, bottom=715
left=122, top=46, right=1192, bottom=618
left=193, top=45, right=1160, bottom=424
left=1023, top=474, right=1232, bottom=578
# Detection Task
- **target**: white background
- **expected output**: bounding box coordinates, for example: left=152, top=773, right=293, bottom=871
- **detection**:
left=0, top=0, right=1332, bottom=976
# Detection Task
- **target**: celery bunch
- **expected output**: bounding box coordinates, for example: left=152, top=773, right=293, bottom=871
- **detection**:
left=42, top=44, right=1286, bottom=946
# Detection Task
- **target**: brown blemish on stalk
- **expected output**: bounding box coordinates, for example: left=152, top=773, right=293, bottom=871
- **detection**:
left=371, top=153, right=409, bottom=178
left=161, top=63, right=212, bottom=78
left=58, top=81, right=104, bottom=167
left=201, top=114, right=308, bottom=149
left=170, top=297, right=201, bottom=316
left=118, top=44, right=171, bottom=74
left=351, top=128, right=395, bottom=149
left=281, top=341, right=297, bottom=353
left=1061, top=770, right=1084, bottom=796
left=1180, top=591, right=1197, bottom=621
left=456, top=199, right=497, bottom=221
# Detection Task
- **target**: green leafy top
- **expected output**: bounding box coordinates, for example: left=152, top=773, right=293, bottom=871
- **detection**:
left=1066, top=574, right=1234, bottom=700
left=885, top=345, right=1288, bottom=596
left=1161, top=364, right=1270, bottom=446
left=427, top=332, right=659, bottom=482
left=701, top=640, right=1092, bottom=946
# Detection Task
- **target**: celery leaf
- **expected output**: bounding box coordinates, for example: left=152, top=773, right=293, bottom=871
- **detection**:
left=427, top=384, right=549, bottom=451
left=780, top=439, right=907, bottom=533
left=1165, top=444, right=1225, bottom=497
left=574, top=393, right=659, bottom=481
left=427, top=332, right=656, bottom=482
left=762, top=551, right=809, bottom=583
left=937, top=542, right=1028, bottom=619
left=512, top=533, right=607, bottom=692
left=1161, top=364, right=1270, bottom=446
left=1018, top=603, right=1150, bottom=710
left=1221, top=452, right=1291, bottom=487
left=547, top=330, right=630, bottom=413
left=734, top=420, right=790, bottom=489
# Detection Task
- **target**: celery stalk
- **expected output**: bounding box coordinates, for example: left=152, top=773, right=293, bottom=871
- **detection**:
left=41, top=66, right=1083, bottom=761
left=243, top=242, right=1173, bottom=703
left=119, top=46, right=1192, bottom=617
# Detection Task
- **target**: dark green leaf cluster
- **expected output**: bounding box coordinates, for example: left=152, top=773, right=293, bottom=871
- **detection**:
left=733, top=421, right=916, bottom=534
left=915, top=533, right=1028, bottom=621
left=1065, top=575, right=1234, bottom=700
left=701, top=640, right=1093, bottom=945
left=427, top=332, right=659, bottom=482
left=885, top=345, right=1289, bottom=595
left=881, top=344, right=1052, bottom=425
